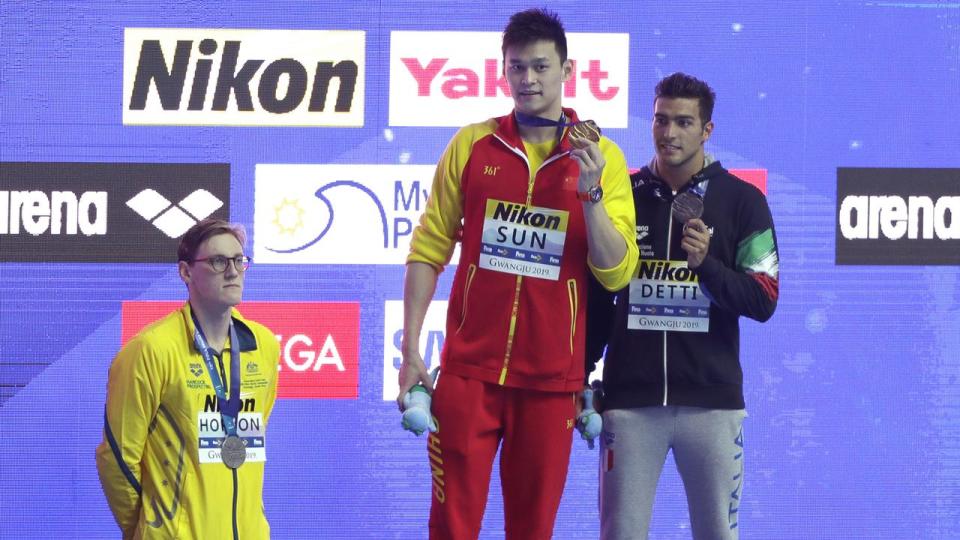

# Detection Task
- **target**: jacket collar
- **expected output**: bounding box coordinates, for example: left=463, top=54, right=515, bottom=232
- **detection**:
left=183, top=302, right=259, bottom=353
left=495, top=107, right=582, bottom=156
left=632, top=155, right=725, bottom=201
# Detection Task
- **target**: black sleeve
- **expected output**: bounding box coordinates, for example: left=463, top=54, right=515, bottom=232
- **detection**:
left=695, top=186, right=780, bottom=323
left=584, top=273, right=616, bottom=383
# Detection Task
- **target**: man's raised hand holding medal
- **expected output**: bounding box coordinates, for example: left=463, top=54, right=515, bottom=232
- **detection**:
left=567, top=119, right=631, bottom=270
left=568, top=120, right=605, bottom=197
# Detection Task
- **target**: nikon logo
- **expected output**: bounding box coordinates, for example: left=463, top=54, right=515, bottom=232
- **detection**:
left=836, top=168, right=959, bottom=265
left=637, top=260, right=698, bottom=282
left=123, top=28, right=365, bottom=126
left=839, top=195, right=959, bottom=240
left=492, top=202, right=561, bottom=230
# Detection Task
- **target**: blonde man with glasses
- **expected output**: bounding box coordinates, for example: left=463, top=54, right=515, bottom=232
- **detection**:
left=96, top=218, right=280, bottom=540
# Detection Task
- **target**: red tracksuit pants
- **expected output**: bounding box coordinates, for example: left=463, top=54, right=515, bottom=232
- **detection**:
left=427, top=372, right=576, bottom=540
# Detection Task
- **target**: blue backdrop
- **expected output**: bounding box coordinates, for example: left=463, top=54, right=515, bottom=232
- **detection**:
left=1, top=1, right=959, bottom=538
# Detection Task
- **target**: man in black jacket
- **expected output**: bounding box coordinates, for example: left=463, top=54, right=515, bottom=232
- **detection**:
left=587, top=72, right=779, bottom=539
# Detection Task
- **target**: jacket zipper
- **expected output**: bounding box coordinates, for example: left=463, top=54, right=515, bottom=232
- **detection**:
left=492, top=134, right=566, bottom=385
left=663, top=203, right=674, bottom=406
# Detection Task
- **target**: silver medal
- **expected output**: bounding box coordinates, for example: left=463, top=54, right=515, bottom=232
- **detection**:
left=221, top=435, right=246, bottom=469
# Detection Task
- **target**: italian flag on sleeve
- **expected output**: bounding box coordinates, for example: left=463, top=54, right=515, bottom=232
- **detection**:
left=737, top=229, right=779, bottom=302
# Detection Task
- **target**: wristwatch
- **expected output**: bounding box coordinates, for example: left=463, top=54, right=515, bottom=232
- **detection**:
left=577, top=184, right=603, bottom=203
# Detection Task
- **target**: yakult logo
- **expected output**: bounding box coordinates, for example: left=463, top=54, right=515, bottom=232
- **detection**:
left=389, top=31, right=629, bottom=127
left=254, top=164, right=459, bottom=264
left=124, top=28, right=365, bottom=126
left=122, top=301, right=360, bottom=399
left=836, top=168, right=960, bottom=265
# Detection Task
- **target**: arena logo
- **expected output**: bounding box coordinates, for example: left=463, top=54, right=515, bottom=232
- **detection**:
left=0, top=162, right=229, bottom=262
left=0, top=189, right=107, bottom=236
left=122, top=301, right=361, bottom=399
left=839, top=195, right=959, bottom=240
left=389, top=31, right=629, bottom=127
left=836, top=168, right=960, bottom=265
left=126, top=188, right=223, bottom=238
left=124, top=28, right=365, bottom=126
left=253, top=163, right=459, bottom=264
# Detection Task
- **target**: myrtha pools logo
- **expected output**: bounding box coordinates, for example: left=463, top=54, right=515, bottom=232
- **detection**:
left=253, top=164, right=448, bottom=265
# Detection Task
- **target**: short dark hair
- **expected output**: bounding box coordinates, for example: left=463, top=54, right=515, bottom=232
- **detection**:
left=502, top=8, right=567, bottom=63
left=654, top=72, right=716, bottom=125
left=177, top=218, right=246, bottom=263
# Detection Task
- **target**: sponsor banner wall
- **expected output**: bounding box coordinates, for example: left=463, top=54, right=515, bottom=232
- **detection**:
left=836, top=168, right=960, bottom=265
left=0, top=162, right=229, bottom=262
left=124, top=28, right=365, bottom=127
left=389, top=31, right=629, bottom=128
left=3, top=2, right=960, bottom=539
left=122, top=301, right=361, bottom=399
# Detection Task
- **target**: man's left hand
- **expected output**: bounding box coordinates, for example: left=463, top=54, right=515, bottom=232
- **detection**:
left=681, top=218, right=711, bottom=269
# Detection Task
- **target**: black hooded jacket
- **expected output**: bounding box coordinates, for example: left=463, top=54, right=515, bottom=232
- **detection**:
left=586, top=160, right=780, bottom=410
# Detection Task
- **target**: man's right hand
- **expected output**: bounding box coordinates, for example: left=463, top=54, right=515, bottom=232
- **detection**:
left=396, top=349, right=433, bottom=411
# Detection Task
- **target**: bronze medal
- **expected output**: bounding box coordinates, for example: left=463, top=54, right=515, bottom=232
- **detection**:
left=672, top=190, right=704, bottom=224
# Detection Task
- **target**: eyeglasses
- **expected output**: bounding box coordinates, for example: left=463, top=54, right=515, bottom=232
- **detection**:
left=191, top=255, right=251, bottom=273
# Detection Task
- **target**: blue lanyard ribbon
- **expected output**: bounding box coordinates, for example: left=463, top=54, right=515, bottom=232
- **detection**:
left=514, top=111, right=572, bottom=142
left=191, top=308, right=241, bottom=437
left=681, top=180, right=708, bottom=200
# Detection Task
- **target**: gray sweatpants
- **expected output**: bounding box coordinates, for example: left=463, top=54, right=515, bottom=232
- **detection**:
left=599, top=406, right=746, bottom=540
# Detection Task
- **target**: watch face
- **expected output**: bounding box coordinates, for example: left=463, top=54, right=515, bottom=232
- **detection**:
left=589, top=185, right=603, bottom=202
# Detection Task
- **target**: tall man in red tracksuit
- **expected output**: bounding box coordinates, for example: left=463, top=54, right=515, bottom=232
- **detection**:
left=396, top=8, right=638, bottom=540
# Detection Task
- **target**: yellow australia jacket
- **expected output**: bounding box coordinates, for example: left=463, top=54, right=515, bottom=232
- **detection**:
left=96, top=303, right=279, bottom=540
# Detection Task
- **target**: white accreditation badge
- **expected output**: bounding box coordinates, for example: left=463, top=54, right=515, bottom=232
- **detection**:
left=197, top=412, right=267, bottom=464
left=628, top=259, right=711, bottom=333
left=478, top=199, right=568, bottom=281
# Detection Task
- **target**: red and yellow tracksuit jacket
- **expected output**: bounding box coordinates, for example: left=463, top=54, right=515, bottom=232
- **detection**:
left=408, top=108, right=638, bottom=392
left=95, top=303, right=279, bottom=540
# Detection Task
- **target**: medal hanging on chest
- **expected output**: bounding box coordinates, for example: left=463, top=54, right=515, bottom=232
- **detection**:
left=220, top=434, right=246, bottom=469
left=192, top=308, right=246, bottom=469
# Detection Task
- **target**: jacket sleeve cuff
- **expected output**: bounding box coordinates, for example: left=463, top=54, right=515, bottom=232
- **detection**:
left=589, top=251, right=632, bottom=291
left=693, top=254, right=722, bottom=285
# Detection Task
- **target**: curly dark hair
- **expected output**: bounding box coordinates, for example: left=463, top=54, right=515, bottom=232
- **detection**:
left=655, top=72, right=717, bottom=125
